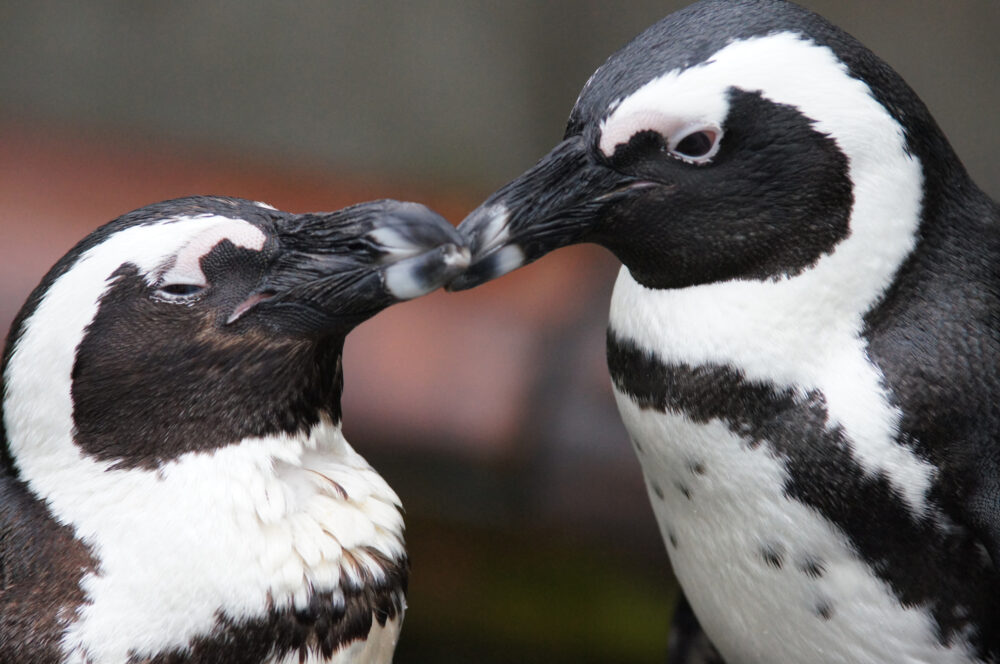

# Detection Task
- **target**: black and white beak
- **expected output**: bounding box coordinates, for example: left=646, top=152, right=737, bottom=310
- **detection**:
left=239, top=200, right=469, bottom=331
left=448, top=136, right=634, bottom=291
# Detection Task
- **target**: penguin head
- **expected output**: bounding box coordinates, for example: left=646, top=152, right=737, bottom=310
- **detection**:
left=2, top=195, right=468, bottom=473
left=451, top=0, right=968, bottom=293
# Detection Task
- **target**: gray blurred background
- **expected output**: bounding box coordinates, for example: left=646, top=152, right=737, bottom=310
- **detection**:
left=2, top=1, right=997, bottom=195
left=1, top=2, right=998, bottom=662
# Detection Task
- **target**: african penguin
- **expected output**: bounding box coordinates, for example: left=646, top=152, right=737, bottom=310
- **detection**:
left=0, top=195, right=469, bottom=663
left=449, top=1, right=1000, bottom=662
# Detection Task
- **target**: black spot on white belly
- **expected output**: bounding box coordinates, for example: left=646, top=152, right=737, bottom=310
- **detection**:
left=798, top=556, right=826, bottom=579
left=653, top=482, right=665, bottom=500
left=674, top=481, right=692, bottom=500
left=687, top=460, right=706, bottom=476
left=760, top=543, right=785, bottom=569
left=607, top=331, right=1000, bottom=658
left=815, top=599, right=835, bottom=621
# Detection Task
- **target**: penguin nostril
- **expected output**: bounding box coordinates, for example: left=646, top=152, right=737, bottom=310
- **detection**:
left=226, top=291, right=276, bottom=324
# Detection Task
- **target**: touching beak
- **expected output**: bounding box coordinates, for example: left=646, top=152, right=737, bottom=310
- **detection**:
left=447, top=135, right=636, bottom=291
left=237, top=200, right=469, bottom=331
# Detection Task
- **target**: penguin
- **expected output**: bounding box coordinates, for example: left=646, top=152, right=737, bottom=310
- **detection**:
left=448, top=1, right=1000, bottom=662
left=0, top=195, right=468, bottom=663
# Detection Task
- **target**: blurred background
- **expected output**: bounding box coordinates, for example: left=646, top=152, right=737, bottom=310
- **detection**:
left=1, top=2, right=997, bottom=662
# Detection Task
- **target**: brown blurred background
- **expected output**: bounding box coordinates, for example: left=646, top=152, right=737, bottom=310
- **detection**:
left=1, top=2, right=997, bottom=662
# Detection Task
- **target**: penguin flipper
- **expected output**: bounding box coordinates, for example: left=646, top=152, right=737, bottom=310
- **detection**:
left=667, top=593, right=724, bottom=664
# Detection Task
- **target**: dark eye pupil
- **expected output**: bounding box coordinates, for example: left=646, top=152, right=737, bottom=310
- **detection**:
left=674, top=131, right=715, bottom=158
left=160, top=283, right=203, bottom=296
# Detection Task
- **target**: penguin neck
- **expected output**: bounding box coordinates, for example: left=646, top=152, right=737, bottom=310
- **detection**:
left=860, top=177, right=1000, bottom=447
left=864, top=174, right=999, bottom=333
left=9, top=408, right=405, bottom=568
left=316, top=339, right=347, bottom=426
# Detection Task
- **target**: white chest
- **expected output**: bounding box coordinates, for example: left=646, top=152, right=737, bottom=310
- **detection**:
left=605, top=263, right=978, bottom=662
left=614, top=393, right=974, bottom=664
left=49, top=422, right=405, bottom=663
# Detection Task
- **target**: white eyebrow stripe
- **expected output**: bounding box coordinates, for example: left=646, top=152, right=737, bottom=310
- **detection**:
left=600, top=109, right=694, bottom=157
left=599, top=31, right=893, bottom=162
left=157, top=218, right=267, bottom=287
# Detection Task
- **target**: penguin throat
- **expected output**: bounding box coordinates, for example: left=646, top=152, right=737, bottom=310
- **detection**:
left=55, top=417, right=406, bottom=661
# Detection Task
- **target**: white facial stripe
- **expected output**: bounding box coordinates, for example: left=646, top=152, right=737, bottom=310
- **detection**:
left=156, top=217, right=267, bottom=288
left=601, top=32, right=908, bottom=180
left=5, top=219, right=234, bottom=497
left=5, top=216, right=263, bottom=503
left=606, top=32, right=930, bottom=512
left=600, top=107, right=725, bottom=158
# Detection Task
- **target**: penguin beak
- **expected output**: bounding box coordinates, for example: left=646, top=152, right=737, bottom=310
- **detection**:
left=235, top=200, right=470, bottom=331
left=447, top=135, right=633, bottom=291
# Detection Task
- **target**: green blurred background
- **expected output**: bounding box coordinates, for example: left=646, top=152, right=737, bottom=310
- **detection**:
left=1, top=2, right=997, bottom=662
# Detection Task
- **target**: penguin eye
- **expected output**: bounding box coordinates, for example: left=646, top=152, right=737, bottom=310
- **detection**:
left=669, top=127, right=721, bottom=163
left=155, top=283, right=206, bottom=300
